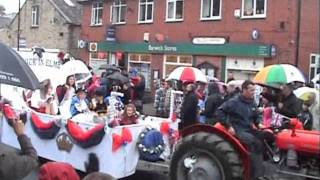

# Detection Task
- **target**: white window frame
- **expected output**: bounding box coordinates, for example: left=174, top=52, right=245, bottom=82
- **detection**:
left=163, top=55, right=192, bottom=78
left=110, top=0, right=127, bottom=25
left=200, top=0, right=222, bottom=20
left=128, top=54, right=152, bottom=90
left=31, top=6, right=39, bottom=27
left=166, top=0, right=184, bottom=22
left=138, top=0, right=154, bottom=23
left=91, top=2, right=103, bottom=26
left=309, top=54, right=320, bottom=81
left=241, top=0, right=267, bottom=19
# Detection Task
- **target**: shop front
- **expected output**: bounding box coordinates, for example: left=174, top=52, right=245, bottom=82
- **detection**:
left=97, top=41, right=272, bottom=91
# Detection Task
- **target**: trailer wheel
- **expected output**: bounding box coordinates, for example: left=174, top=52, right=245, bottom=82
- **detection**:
left=170, top=132, right=243, bottom=180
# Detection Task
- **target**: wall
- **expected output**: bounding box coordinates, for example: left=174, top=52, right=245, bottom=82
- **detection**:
left=80, top=0, right=319, bottom=76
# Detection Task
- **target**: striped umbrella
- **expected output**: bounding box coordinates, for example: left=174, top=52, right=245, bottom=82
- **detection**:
left=253, top=64, right=306, bottom=87
left=167, top=66, right=208, bottom=83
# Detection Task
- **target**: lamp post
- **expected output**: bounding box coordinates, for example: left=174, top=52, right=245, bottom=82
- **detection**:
left=17, top=0, right=21, bottom=51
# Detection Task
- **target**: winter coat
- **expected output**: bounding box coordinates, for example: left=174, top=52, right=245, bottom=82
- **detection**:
left=298, top=111, right=313, bottom=130
left=180, top=91, right=199, bottom=129
left=216, top=95, right=261, bottom=132
left=70, top=96, right=89, bottom=116
left=154, top=87, right=166, bottom=113
left=0, top=135, right=38, bottom=180
left=277, top=93, right=302, bottom=118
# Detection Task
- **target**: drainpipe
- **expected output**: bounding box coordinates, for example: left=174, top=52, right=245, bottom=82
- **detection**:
left=294, top=0, right=301, bottom=66
left=17, top=0, right=21, bottom=51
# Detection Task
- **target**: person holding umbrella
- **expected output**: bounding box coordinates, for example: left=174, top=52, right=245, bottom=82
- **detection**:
left=277, top=83, right=302, bottom=118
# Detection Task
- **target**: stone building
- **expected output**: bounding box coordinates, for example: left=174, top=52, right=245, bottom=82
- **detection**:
left=1, top=0, right=82, bottom=58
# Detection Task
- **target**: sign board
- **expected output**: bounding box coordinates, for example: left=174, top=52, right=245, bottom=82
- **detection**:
left=15, top=49, right=62, bottom=69
left=19, top=38, right=27, bottom=48
left=192, top=37, right=226, bottom=45
left=106, top=26, right=116, bottom=42
left=148, top=44, right=177, bottom=52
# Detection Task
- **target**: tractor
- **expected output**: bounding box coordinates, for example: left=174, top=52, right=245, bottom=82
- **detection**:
left=169, top=118, right=320, bottom=180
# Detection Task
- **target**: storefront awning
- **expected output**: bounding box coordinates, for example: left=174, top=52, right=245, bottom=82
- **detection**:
left=97, top=41, right=272, bottom=58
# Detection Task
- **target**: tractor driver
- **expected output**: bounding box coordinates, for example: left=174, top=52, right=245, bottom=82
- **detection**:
left=216, top=80, right=274, bottom=180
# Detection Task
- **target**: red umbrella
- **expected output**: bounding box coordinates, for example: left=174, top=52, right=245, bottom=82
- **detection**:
left=167, top=67, right=207, bottom=83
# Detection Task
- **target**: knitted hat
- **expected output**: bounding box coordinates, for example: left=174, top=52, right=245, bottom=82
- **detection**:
left=38, top=162, right=80, bottom=180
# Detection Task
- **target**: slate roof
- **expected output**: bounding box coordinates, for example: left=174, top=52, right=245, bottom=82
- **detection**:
left=0, top=16, right=12, bottom=29
left=48, top=0, right=82, bottom=25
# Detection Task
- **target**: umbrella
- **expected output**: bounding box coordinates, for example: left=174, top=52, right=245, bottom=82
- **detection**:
left=107, top=72, right=129, bottom=84
left=31, top=67, right=65, bottom=89
left=0, top=42, right=40, bottom=90
left=60, top=59, right=92, bottom=83
left=167, top=66, right=207, bottom=83
left=294, top=86, right=319, bottom=102
left=253, top=64, right=306, bottom=87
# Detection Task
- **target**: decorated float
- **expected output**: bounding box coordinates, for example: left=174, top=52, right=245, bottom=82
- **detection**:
left=0, top=89, right=182, bottom=179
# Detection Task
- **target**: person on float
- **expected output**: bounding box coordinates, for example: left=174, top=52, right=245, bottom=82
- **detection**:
left=90, top=89, right=108, bottom=116
left=70, top=88, right=89, bottom=117
left=56, top=75, right=76, bottom=105
left=297, top=101, right=313, bottom=130
left=120, top=103, right=138, bottom=126
left=30, top=79, right=56, bottom=115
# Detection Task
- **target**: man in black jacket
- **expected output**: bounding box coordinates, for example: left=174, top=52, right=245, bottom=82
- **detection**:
left=0, top=118, right=38, bottom=180
left=277, top=83, right=302, bottom=118
left=179, top=83, right=198, bottom=130
left=216, top=80, right=273, bottom=180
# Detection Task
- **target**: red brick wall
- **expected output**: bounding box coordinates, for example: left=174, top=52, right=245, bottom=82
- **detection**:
left=79, top=0, right=319, bottom=77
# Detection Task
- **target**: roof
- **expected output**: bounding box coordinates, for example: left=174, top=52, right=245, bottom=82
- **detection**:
left=48, top=0, right=82, bottom=25
left=0, top=16, right=12, bottom=29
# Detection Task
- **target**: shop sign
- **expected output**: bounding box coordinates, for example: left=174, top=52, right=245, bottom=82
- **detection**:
left=106, top=26, right=116, bottom=42
left=148, top=44, right=177, bottom=52
left=192, top=37, right=226, bottom=45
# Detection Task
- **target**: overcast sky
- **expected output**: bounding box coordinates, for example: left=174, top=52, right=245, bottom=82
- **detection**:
left=0, top=0, right=26, bottom=14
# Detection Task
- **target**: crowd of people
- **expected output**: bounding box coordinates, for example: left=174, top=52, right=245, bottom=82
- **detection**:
left=25, top=67, right=146, bottom=127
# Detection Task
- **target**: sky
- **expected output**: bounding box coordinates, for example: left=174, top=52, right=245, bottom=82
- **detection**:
left=0, top=0, right=26, bottom=14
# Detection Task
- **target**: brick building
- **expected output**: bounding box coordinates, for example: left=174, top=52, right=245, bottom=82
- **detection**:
left=78, top=0, right=319, bottom=91
left=1, top=0, right=82, bottom=58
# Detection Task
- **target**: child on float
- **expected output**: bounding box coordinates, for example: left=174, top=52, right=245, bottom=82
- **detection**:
left=30, top=79, right=57, bottom=115
left=56, top=75, right=76, bottom=105
left=90, top=89, right=108, bottom=116
left=70, top=88, right=89, bottom=117
left=108, top=104, right=138, bottom=127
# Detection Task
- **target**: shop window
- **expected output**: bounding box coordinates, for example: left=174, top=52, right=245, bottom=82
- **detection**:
left=128, top=54, right=152, bottom=90
left=242, top=0, right=267, bottom=18
left=201, top=0, right=221, bottom=20
left=91, top=2, right=103, bottom=25
left=31, top=6, right=39, bottom=27
left=163, top=55, right=192, bottom=78
left=309, top=54, right=320, bottom=81
left=111, top=0, right=127, bottom=24
left=166, top=0, right=184, bottom=22
left=138, top=0, right=154, bottom=23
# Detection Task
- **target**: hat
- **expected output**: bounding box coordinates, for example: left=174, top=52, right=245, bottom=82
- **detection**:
left=39, top=162, right=80, bottom=180
left=75, top=88, right=86, bottom=94
left=260, top=92, right=274, bottom=102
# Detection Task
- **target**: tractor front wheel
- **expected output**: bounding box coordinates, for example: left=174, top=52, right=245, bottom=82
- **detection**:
left=170, top=132, right=244, bottom=180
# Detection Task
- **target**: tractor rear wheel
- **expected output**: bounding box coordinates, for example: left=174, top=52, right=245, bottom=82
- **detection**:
left=170, top=132, right=244, bottom=180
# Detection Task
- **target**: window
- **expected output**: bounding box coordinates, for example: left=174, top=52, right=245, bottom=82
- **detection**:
left=91, top=2, right=103, bottom=25
left=163, top=55, right=192, bottom=78
left=138, top=0, right=154, bottom=23
left=111, top=0, right=127, bottom=24
left=166, top=0, right=183, bottom=21
left=309, top=54, right=320, bottom=81
left=242, top=0, right=267, bottom=18
left=201, top=0, right=221, bottom=20
left=128, top=54, right=152, bottom=90
left=31, top=6, right=39, bottom=27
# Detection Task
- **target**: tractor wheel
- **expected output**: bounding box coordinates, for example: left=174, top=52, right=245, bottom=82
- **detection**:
left=170, top=132, right=244, bottom=180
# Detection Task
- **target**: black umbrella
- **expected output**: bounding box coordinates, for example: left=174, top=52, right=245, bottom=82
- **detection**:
left=106, top=72, right=129, bottom=84
left=0, top=42, right=40, bottom=90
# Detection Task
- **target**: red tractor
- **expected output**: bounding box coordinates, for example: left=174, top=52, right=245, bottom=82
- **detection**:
left=169, top=119, right=320, bottom=180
